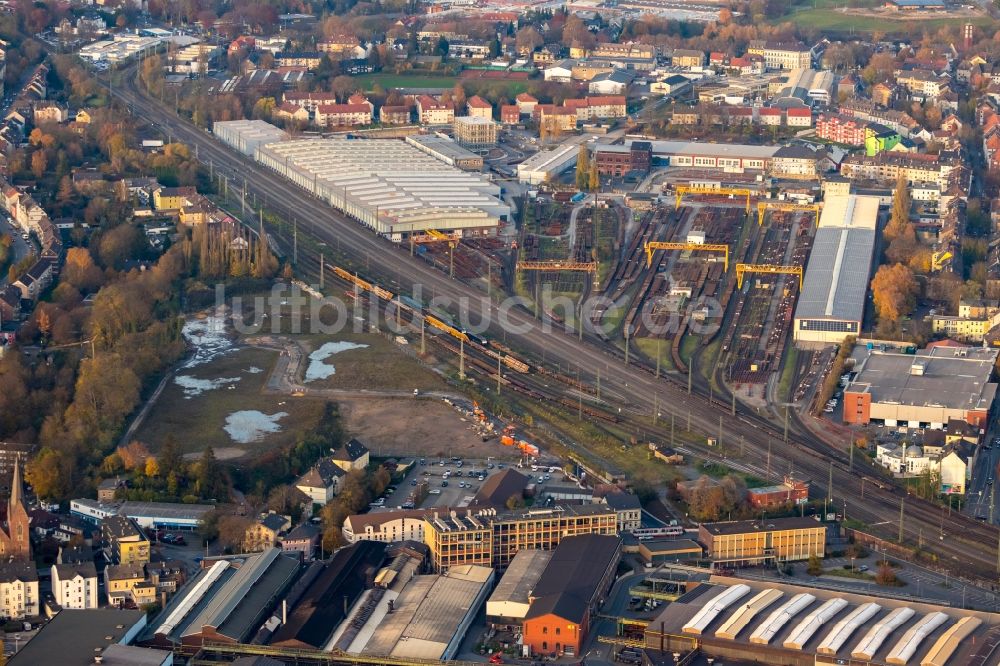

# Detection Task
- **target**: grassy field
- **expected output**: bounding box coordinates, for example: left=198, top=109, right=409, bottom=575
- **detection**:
left=298, top=332, right=448, bottom=393
left=352, top=73, right=460, bottom=90
left=135, top=347, right=327, bottom=458
left=776, top=0, right=996, bottom=31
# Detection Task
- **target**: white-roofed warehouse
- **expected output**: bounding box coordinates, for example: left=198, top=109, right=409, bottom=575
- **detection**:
left=793, top=194, right=880, bottom=344
left=254, top=137, right=509, bottom=240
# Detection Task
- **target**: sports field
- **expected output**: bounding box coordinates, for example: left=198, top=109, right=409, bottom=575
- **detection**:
left=352, top=72, right=459, bottom=90
left=775, top=0, right=996, bottom=32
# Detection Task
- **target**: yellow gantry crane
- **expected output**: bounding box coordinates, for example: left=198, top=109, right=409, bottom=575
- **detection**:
left=516, top=261, right=598, bottom=272
left=756, top=200, right=823, bottom=226
left=735, top=263, right=803, bottom=290
left=674, top=184, right=759, bottom=213
left=411, top=229, right=458, bottom=247
left=644, top=242, right=730, bottom=271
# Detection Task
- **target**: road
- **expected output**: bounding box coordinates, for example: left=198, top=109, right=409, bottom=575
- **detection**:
left=0, top=218, right=33, bottom=285
left=108, top=69, right=1000, bottom=581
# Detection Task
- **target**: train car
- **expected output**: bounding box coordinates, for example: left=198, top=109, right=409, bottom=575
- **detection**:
left=464, top=331, right=489, bottom=347
left=372, top=285, right=394, bottom=301
left=399, top=294, right=423, bottom=312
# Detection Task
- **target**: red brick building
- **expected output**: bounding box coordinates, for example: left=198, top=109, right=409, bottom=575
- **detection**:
left=816, top=113, right=867, bottom=145
left=747, top=475, right=810, bottom=508
left=594, top=140, right=652, bottom=177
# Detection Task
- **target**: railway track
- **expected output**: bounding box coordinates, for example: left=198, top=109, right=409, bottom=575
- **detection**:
left=109, top=72, right=1000, bottom=582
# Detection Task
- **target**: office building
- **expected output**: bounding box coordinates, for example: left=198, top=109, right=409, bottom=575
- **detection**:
left=698, top=517, right=826, bottom=564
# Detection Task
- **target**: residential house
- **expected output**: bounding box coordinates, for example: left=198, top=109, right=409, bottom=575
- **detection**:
left=770, top=144, right=824, bottom=179
left=51, top=561, right=98, bottom=609
left=671, top=49, right=704, bottom=68
left=32, top=103, right=65, bottom=124
left=816, top=113, right=868, bottom=145
left=896, top=70, right=951, bottom=101
left=332, top=438, right=370, bottom=472
left=416, top=95, right=454, bottom=125
left=145, top=560, right=186, bottom=596
left=245, top=513, right=291, bottom=552
left=466, top=95, right=493, bottom=119
left=747, top=40, right=812, bottom=70
left=152, top=186, right=196, bottom=211
left=274, top=52, right=322, bottom=70
left=650, top=75, right=691, bottom=97
left=758, top=107, right=782, bottom=126
left=12, top=259, right=54, bottom=302
left=588, top=70, right=633, bottom=95
left=105, top=562, right=156, bottom=607
left=0, top=561, right=38, bottom=619
left=872, top=82, right=895, bottom=106
left=379, top=105, right=411, bottom=125
left=602, top=493, right=641, bottom=531
left=274, top=103, right=310, bottom=124
left=500, top=104, right=520, bottom=125
left=101, top=515, right=150, bottom=566
left=295, top=457, right=344, bottom=506
left=786, top=107, right=812, bottom=127
left=281, top=523, right=320, bottom=559
left=97, top=477, right=126, bottom=502
left=515, top=93, right=538, bottom=116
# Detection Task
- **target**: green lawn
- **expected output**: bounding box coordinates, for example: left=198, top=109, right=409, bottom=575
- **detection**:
left=776, top=0, right=997, bottom=32
left=352, top=73, right=459, bottom=90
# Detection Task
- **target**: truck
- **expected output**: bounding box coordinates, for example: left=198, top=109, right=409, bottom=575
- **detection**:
left=571, top=192, right=587, bottom=203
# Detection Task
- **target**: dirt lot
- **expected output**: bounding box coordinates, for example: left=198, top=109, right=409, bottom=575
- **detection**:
left=338, top=397, right=520, bottom=460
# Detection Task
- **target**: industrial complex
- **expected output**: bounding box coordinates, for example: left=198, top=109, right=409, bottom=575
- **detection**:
left=645, top=576, right=998, bottom=666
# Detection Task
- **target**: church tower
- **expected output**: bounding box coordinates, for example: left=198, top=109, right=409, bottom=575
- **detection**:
left=0, top=458, right=31, bottom=560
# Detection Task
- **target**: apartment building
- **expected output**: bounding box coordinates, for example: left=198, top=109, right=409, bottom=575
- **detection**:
left=101, top=515, right=150, bottom=566
left=896, top=70, right=951, bottom=99
left=417, top=95, right=455, bottom=124
left=315, top=103, right=372, bottom=127
left=840, top=152, right=960, bottom=189
left=282, top=92, right=338, bottom=113
left=931, top=300, right=1000, bottom=342
left=0, top=561, right=38, bottom=619
left=747, top=40, right=812, bottom=70
left=52, top=561, right=99, bottom=609
left=454, top=115, right=498, bottom=148
left=424, top=505, right=617, bottom=571
left=698, top=517, right=826, bottom=564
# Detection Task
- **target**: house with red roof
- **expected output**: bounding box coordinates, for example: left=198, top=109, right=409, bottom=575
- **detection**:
left=466, top=95, right=493, bottom=119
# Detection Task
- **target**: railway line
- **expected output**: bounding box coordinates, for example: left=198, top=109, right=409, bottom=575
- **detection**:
left=110, top=70, right=1000, bottom=583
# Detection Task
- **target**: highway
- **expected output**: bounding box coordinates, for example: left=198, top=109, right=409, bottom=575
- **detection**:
left=109, top=69, right=1000, bottom=582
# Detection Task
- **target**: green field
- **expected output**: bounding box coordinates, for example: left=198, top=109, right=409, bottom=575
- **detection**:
left=352, top=73, right=460, bottom=90
left=775, top=0, right=997, bottom=32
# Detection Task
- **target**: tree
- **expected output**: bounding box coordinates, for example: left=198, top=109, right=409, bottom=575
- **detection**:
left=31, top=150, right=47, bottom=179
left=575, top=146, right=590, bottom=190
left=588, top=161, right=599, bottom=192
left=885, top=173, right=911, bottom=242
left=515, top=26, right=543, bottom=54
left=117, top=441, right=152, bottom=471
left=145, top=456, right=161, bottom=478
left=505, top=493, right=525, bottom=510
left=217, top=515, right=252, bottom=552
left=372, top=467, right=391, bottom=497
left=26, top=448, right=70, bottom=499
left=875, top=563, right=897, bottom=586
left=252, top=97, right=276, bottom=119
left=871, top=263, right=918, bottom=322
left=807, top=553, right=823, bottom=576
left=63, top=247, right=104, bottom=292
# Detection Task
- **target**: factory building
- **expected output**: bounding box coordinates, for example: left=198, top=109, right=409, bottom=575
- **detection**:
left=521, top=535, right=622, bottom=658
left=645, top=576, right=999, bottom=666
left=517, top=137, right=589, bottom=185
left=254, top=137, right=509, bottom=240
left=212, top=119, right=289, bottom=157
left=793, top=194, right=880, bottom=344
left=405, top=134, right=484, bottom=170
left=843, top=345, right=998, bottom=428
left=141, top=548, right=300, bottom=648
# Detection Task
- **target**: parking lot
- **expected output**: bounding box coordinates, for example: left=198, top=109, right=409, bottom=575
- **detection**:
left=374, top=457, right=565, bottom=511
